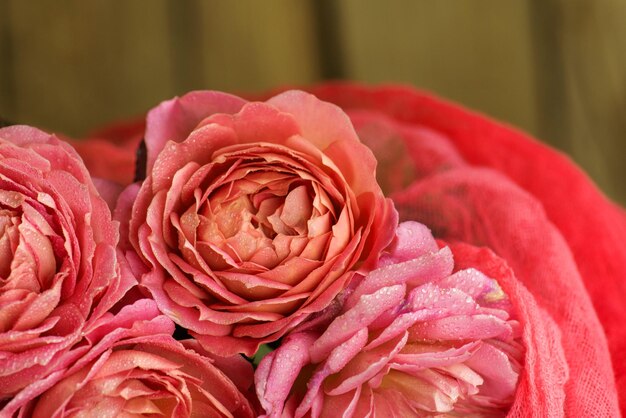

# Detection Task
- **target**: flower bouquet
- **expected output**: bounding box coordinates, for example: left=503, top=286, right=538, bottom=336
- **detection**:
left=1, top=83, right=624, bottom=417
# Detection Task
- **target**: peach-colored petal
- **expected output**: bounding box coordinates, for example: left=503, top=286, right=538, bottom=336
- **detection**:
left=126, top=90, right=396, bottom=356
left=256, top=333, right=316, bottom=416
left=19, top=316, right=254, bottom=418
left=145, top=90, right=246, bottom=174
left=203, top=100, right=302, bottom=146
left=267, top=91, right=379, bottom=198
left=378, top=220, right=439, bottom=266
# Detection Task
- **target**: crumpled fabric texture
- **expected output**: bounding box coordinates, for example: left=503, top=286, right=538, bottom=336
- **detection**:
left=298, top=83, right=625, bottom=417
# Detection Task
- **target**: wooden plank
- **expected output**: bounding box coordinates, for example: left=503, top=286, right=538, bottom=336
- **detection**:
left=6, top=0, right=174, bottom=136
left=312, top=0, right=346, bottom=79
left=336, top=0, right=538, bottom=136
left=194, top=0, right=320, bottom=93
left=167, top=0, right=207, bottom=94
left=4, top=1, right=622, bottom=203
left=0, top=0, right=16, bottom=124
left=532, top=0, right=626, bottom=203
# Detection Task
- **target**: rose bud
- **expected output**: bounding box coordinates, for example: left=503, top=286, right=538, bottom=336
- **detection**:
left=0, top=126, right=134, bottom=401
left=120, top=90, right=397, bottom=356
left=256, top=222, right=568, bottom=417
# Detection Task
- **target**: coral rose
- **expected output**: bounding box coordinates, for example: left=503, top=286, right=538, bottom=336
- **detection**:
left=256, top=222, right=567, bottom=417
left=25, top=338, right=255, bottom=418
left=3, top=298, right=255, bottom=417
left=0, top=126, right=133, bottom=401
left=121, top=90, right=397, bottom=356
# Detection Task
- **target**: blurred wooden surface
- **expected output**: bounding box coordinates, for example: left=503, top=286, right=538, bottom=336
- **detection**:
left=0, top=0, right=624, bottom=204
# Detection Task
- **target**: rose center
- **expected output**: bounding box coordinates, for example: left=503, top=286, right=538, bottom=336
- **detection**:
left=0, top=191, right=61, bottom=292
left=195, top=178, right=317, bottom=263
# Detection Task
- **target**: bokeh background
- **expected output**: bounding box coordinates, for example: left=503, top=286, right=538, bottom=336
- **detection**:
left=0, top=1, right=624, bottom=204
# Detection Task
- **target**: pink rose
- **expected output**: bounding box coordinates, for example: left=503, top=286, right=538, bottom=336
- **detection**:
left=121, top=90, right=397, bottom=356
left=0, top=126, right=133, bottom=401
left=256, top=222, right=565, bottom=417
left=4, top=298, right=255, bottom=417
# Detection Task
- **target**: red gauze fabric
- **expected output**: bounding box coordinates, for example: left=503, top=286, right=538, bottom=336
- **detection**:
left=303, top=83, right=625, bottom=417
left=72, top=117, right=144, bottom=186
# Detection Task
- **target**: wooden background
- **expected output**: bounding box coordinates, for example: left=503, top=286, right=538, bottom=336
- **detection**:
left=0, top=0, right=624, bottom=204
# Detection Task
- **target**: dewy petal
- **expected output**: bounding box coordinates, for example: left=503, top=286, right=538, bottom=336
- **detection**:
left=365, top=311, right=423, bottom=350
left=381, top=370, right=456, bottom=413
left=267, top=91, right=380, bottom=199
left=409, top=314, right=512, bottom=341
left=378, top=221, right=439, bottom=266
left=326, top=333, right=408, bottom=396
left=345, top=247, right=454, bottom=310
left=294, top=330, right=368, bottom=418
left=392, top=341, right=480, bottom=368
left=280, top=185, right=312, bottom=231
left=11, top=279, right=62, bottom=332
left=405, top=283, right=479, bottom=317
left=210, top=100, right=302, bottom=146
left=256, top=333, right=317, bottom=416
left=144, top=90, right=246, bottom=174
left=325, top=328, right=369, bottom=374
left=150, top=123, right=238, bottom=192
left=310, top=284, right=406, bottom=364
left=317, top=386, right=361, bottom=418
left=464, top=341, right=519, bottom=401
left=437, top=268, right=502, bottom=304
left=0, top=126, right=129, bottom=402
